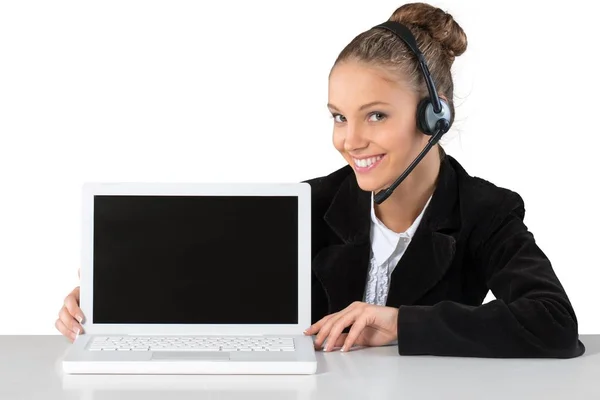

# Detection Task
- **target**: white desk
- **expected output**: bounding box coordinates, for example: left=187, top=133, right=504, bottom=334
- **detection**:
left=1, top=335, right=599, bottom=399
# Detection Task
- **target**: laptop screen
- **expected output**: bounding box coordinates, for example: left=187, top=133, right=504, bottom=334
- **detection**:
left=92, top=195, right=299, bottom=324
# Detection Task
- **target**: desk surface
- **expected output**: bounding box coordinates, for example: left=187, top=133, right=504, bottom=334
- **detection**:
left=1, top=335, right=599, bottom=399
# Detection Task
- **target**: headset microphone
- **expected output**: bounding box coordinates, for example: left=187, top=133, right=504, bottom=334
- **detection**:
left=371, top=21, right=452, bottom=205
left=374, top=119, right=448, bottom=204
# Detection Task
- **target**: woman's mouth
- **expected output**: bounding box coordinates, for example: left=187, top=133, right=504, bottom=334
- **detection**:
left=352, top=154, right=385, bottom=173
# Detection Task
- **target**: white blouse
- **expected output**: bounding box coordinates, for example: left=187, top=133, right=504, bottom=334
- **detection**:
left=363, top=192, right=433, bottom=306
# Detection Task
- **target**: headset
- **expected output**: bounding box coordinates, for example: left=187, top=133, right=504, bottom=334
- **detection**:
left=371, top=21, right=452, bottom=204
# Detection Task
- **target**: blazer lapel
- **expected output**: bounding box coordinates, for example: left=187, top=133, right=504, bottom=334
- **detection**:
left=312, top=171, right=372, bottom=314
left=384, top=231, right=457, bottom=307
left=312, top=154, right=462, bottom=313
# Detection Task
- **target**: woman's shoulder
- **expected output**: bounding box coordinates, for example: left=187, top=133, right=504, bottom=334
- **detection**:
left=450, top=156, right=526, bottom=222
left=447, top=156, right=529, bottom=252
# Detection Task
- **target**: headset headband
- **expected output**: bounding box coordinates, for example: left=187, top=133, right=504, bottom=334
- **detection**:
left=372, top=21, right=443, bottom=114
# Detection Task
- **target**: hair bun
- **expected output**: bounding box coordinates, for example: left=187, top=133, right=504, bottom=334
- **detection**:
left=389, top=2, right=467, bottom=61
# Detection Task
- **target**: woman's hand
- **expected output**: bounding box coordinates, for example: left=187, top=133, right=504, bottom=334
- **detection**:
left=55, top=268, right=85, bottom=342
left=304, top=301, right=399, bottom=352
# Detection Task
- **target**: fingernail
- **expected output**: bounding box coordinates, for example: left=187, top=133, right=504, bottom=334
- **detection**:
left=75, top=327, right=80, bottom=336
left=77, top=315, right=83, bottom=323
left=341, top=347, right=346, bottom=352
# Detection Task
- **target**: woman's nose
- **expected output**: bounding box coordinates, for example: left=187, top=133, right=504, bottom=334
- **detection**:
left=344, top=123, right=369, bottom=151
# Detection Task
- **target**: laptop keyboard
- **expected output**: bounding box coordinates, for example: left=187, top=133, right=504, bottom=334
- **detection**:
left=87, top=336, right=296, bottom=352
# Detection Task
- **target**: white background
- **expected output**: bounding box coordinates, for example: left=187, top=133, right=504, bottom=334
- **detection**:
left=1, top=0, right=599, bottom=335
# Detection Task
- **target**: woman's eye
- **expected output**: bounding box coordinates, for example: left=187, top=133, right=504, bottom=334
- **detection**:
left=332, top=114, right=346, bottom=123
left=331, top=112, right=385, bottom=123
left=368, top=112, right=387, bottom=122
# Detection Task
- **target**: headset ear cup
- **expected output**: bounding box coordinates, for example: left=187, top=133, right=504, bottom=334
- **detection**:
left=416, top=98, right=433, bottom=135
left=439, top=99, right=452, bottom=133
left=417, top=98, right=452, bottom=135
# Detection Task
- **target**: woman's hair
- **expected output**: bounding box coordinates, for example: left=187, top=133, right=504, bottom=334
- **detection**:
left=331, top=2, right=468, bottom=130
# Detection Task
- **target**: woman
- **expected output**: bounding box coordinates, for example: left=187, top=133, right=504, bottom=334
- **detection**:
left=56, top=2, right=585, bottom=358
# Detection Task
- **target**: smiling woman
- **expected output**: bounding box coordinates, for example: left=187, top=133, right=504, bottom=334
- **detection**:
left=301, top=2, right=585, bottom=358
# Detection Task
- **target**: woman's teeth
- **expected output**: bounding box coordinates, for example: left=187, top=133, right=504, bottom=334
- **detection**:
left=353, top=155, right=383, bottom=168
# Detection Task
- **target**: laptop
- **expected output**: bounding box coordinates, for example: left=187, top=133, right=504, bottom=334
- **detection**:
left=61, top=181, right=317, bottom=374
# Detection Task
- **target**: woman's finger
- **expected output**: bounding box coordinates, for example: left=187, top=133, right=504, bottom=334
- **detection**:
left=305, top=302, right=366, bottom=337
left=314, top=310, right=350, bottom=349
left=316, top=334, right=348, bottom=351
left=64, top=287, right=84, bottom=325
left=324, top=308, right=362, bottom=351
left=59, top=306, right=82, bottom=336
left=304, top=312, right=338, bottom=336
left=313, top=315, right=341, bottom=349
left=341, top=315, right=368, bottom=351
left=333, top=333, right=348, bottom=348
left=55, top=318, right=75, bottom=342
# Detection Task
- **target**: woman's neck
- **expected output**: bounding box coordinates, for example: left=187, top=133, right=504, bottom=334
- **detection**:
left=373, top=146, right=442, bottom=234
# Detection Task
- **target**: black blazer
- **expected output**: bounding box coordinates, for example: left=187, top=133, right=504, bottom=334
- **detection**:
left=304, top=153, right=585, bottom=358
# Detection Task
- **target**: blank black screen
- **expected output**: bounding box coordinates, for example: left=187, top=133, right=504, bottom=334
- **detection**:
left=92, top=195, right=298, bottom=324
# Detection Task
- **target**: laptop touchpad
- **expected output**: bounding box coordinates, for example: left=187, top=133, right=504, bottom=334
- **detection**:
left=151, top=352, right=230, bottom=361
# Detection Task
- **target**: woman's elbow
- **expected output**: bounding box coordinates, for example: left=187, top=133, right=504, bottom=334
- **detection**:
left=535, top=301, right=584, bottom=358
left=512, top=298, right=585, bottom=358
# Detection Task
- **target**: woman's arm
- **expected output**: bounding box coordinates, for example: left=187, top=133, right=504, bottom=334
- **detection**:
left=396, top=192, right=585, bottom=358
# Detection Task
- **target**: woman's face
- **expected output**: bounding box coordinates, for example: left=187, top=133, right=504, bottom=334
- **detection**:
left=328, top=61, right=426, bottom=193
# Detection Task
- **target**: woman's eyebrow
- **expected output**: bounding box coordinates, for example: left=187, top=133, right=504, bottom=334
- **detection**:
left=327, top=101, right=391, bottom=112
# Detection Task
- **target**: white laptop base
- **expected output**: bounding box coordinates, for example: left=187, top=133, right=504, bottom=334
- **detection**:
left=63, top=334, right=317, bottom=375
